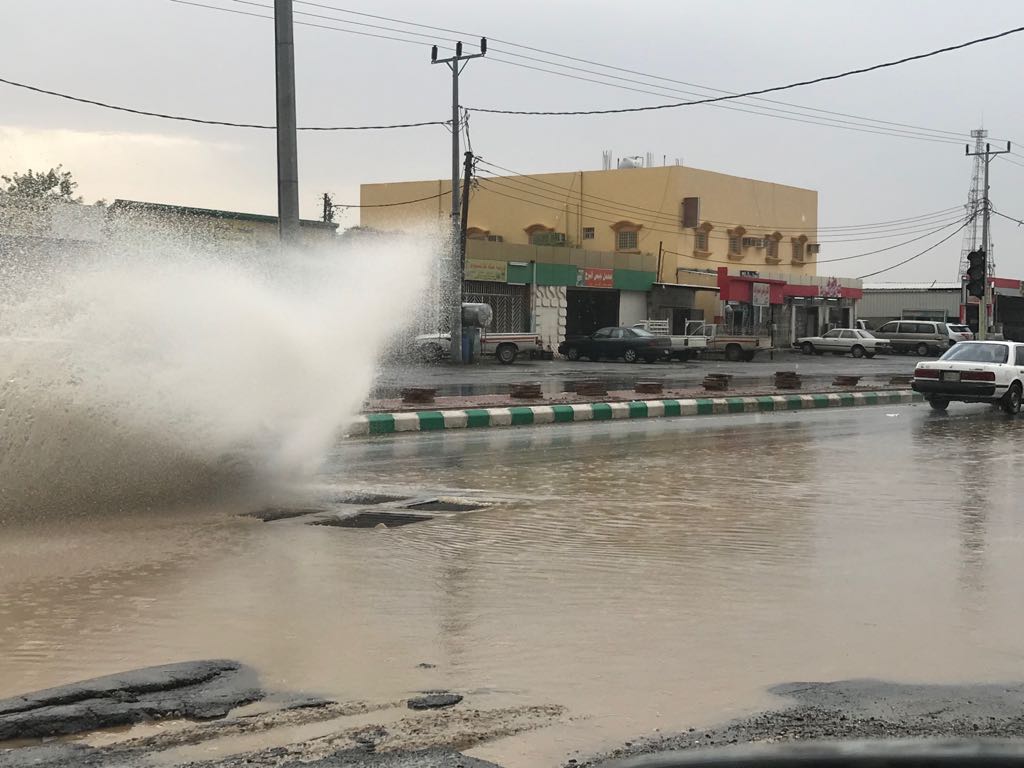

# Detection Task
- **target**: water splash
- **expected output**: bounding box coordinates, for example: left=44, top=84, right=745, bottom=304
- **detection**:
left=0, top=233, right=436, bottom=519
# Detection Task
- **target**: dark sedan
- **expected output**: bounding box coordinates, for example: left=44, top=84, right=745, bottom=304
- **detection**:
left=558, top=326, right=671, bottom=363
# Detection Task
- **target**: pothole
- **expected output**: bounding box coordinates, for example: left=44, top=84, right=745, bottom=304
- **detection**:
left=404, top=500, right=486, bottom=513
left=310, top=512, right=433, bottom=528
left=331, top=492, right=412, bottom=506
left=243, top=508, right=327, bottom=522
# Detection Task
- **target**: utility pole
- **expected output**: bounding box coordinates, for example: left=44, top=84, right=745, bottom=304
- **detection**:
left=274, top=0, right=300, bottom=247
left=459, top=151, right=474, bottom=276
left=965, top=140, right=1011, bottom=339
left=431, top=38, right=486, bottom=363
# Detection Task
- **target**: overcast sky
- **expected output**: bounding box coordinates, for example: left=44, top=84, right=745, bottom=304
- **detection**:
left=4, top=0, right=1024, bottom=281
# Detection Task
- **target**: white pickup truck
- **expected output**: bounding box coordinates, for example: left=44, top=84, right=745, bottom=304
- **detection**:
left=631, top=320, right=708, bottom=361
left=413, top=331, right=546, bottom=364
left=683, top=321, right=768, bottom=362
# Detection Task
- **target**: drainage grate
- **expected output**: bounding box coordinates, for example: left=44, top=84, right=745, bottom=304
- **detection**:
left=311, top=512, right=432, bottom=528
left=404, top=500, right=485, bottom=513
left=331, top=492, right=412, bottom=506
left=244, top=508, right=327, bottom=522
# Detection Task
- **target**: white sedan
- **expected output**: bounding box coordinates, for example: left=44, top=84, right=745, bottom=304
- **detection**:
left=912, top=340, right=1024, bottom=414
left=794, top=328, right=891, bottom=358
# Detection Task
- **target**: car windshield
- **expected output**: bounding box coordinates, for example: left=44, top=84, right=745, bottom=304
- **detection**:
left=630, top=327, right=654, bottom=337
left=940, top=342, right=1008, bottom=364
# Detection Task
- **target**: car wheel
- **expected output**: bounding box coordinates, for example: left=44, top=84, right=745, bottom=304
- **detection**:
left=725, top=344, right=743, bottom=362
left=916, top=343, right=930, bottom=356
left=564, top=346, right=581, bottom=361
left=623, top=348, right=639, bottom=363
left=929, top=397, right=950, bottom=411
left=496, top=343, right=517, bottom=365
left=801, top=342, right=814, bottom=356
left=420, top=343, right=444, bottom=363
left=1002, top=381, right=1022, bottom=415
left=851, top=345, right=865, bottom=359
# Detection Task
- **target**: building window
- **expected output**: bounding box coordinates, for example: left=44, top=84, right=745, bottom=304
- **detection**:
left=616, top=229, right=639, bottom=251
left=681, top=197, right=700, bottom=229
left=582, top=227, right=595, bottom=240
left=693, top=221, right=713, bottom=256
left=765, top=236, right=779, bottom=261
left=726, top=226, right=746, bottom=260
left=791, top=235, right=808, bottom=263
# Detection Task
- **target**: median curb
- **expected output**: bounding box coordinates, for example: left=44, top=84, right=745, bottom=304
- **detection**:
left=348, top=389, right=923, bottom=437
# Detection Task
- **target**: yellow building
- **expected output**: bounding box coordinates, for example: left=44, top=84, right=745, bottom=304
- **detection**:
left=362, top=165, right=860, bottom=349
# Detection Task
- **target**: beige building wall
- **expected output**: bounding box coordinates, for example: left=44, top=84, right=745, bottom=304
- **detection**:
left=360, top=165, right=818, bottom=281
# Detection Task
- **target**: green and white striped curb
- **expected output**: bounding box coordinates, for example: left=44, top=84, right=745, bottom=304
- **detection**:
left=349, top=390, right=923, bottom=437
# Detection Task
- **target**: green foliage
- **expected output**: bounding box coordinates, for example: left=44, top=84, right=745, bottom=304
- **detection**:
left=1, top=165, right=82, bottom=203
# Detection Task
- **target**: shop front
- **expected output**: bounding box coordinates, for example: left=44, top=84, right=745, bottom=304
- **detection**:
left=716, top=268, right=863, bottom=348
left=463, top=258, right=530, bottom=332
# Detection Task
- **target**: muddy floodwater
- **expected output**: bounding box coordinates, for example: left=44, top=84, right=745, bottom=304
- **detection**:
left=3, top=405, right=1024, bottom=766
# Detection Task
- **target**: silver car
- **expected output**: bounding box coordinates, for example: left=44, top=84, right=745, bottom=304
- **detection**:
left=794, top=328, right=891, bottom=358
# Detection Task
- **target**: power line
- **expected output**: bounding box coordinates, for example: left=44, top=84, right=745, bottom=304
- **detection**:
left=474, top=176, right=968, bottom=263
left=993, top=209, right=1024, bottom=227
left=475, top=158, right=964, bottom=233
left=468, top=25, right=1024, bottom=116
left=856, top=217, right=973, bottom=279
left=291, top=0, right=981, bottom=142
left=480, top=55, right=964, bottom=144
left=478, top=171, right=965, bottom=244
left=191, top=0, right=983, bottom=146
left=333, top=190, right=450, bottom=208
left=0, top=73, right=447, bottom=130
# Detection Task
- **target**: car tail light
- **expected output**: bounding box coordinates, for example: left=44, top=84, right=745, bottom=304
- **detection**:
left=914, top=368, right=939, bottom=379
left=962, top=371, right=996, bottom=382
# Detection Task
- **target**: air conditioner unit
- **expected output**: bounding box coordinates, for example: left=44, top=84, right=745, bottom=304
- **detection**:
left=485, top=234, right=504, bottom=242
left=807, top=243, right=821, bottom=255
left=535, top=232, right=567, bottom=246
left=742, top=237, right=765, bottom=249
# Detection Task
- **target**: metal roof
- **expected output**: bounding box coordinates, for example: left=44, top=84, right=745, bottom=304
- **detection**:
left=863, top=282, right=961, bottom=291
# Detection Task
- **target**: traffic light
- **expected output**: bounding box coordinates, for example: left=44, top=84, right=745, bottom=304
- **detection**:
left=966, top=250, right=987, bottom=299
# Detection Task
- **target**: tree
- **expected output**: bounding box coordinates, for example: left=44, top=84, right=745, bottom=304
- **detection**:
left=1, top=165, right=82, bottom=203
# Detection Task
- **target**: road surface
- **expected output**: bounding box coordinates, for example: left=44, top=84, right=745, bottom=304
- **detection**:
left=2, top=403, right=1024, bottom=767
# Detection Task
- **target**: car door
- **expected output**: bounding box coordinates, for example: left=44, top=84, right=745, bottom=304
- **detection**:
left=606, top=328, right=627, bottom=358
left=1015, top=345, right=1024, bottom=380
left=876, top=321, right=900, bottom=350
left=589, top=328, right=612, bottom=358
left=837, top=329, right=858, bottom=353
left=819, top=329, right=844, bottom=351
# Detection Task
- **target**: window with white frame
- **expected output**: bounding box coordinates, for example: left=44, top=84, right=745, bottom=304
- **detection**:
left=582, top=227, right=595, bottom=240
left=694, top=228, right=709, bottom=251
left=765, top=237, right=778, bottom=260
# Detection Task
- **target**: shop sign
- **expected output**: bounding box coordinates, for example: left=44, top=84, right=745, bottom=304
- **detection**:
left=751, top=282, right=770, bottom=307
left=577, top=267, right=614, bottom=288
left=465, top=258, right=508, bottom=282
left=821, top=276, right=842, bottom=298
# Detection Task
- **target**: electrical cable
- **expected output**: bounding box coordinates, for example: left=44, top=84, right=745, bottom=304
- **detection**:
left=291, top=0, right=985, bottom=143
left=332, top=190, right=450, bottom=208
left=475, top=159, right=964, bottom=233
left=0, top=73, right=448, bottom=130
left=478, top=172, right=965, bottom=243
left=474, top=176, right=968, bottom=264
left=467, top=25, right=1024, bottom=116
left=856, top=217, right=973, bottom=279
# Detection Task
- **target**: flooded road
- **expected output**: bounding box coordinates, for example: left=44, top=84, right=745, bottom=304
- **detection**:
left=3, top=404, right=1024, bottom=766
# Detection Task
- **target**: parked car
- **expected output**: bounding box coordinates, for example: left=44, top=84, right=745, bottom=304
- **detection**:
left=873, top=320, right=950, bottom=355
left=913, top=340, right=1024, bottom=414
left=558, top=327, right=671, bottom=363
left=414, top=331, right=545, bottom=364
left=944, top=323, right=974, bottom=346
left=794, top=328, right=890, bottom=358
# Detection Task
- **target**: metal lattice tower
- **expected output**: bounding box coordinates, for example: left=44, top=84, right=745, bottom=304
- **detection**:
left=958, top=128, right=988, bottom=278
